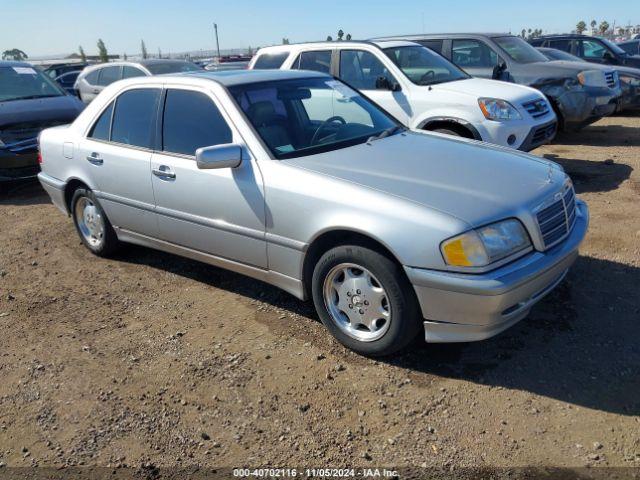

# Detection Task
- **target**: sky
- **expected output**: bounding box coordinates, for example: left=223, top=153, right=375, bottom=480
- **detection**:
left=2, top=0, right=640, bottom=58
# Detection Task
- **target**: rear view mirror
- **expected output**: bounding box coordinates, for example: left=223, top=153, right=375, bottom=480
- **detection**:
left=196, top=144, right=242, bottom=170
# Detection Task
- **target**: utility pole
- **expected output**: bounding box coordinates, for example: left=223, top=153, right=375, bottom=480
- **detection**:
left=214, top=23, right=221, bottom=59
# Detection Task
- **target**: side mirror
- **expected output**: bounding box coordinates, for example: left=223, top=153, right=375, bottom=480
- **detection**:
left=375, top=76, right=401, bottom=92
left=492, top=61, right=507, bottom=80
left=196, top=143, right=242, bottom=170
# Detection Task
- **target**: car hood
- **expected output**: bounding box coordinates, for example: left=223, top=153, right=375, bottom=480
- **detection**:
left=0, top=95, right=84, bottom=129
left=432, top=77, right=541, bottom=103
left=509, top=61, right=590, bottom=86
left=285, top=131, right=566, bottom=227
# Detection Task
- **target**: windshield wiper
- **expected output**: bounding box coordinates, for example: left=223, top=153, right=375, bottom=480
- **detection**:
left=367, top=126, right=404, bottom=143
left=2, top=94, right=61, bottom=102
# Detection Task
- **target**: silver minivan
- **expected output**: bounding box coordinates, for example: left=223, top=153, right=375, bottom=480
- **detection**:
left=38, top=70, right=588, bottom=356
left=74, top=59, right=201, bottom=103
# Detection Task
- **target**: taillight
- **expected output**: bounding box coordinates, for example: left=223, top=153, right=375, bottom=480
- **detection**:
left=37, top=152, right=43, bottom=164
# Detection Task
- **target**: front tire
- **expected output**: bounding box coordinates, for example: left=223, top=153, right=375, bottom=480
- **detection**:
left=311, top=245, right=421, bottom=357
left=71, top=188, right=119, bottom=257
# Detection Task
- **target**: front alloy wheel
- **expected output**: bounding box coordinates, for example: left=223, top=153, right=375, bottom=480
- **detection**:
left=312, top=245, right=421, bottom=356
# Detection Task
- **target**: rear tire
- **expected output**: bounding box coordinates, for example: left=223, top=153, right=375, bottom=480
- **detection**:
left=311, top=245, right=421, bottom=357
left=71, top=188, right=120, bottom=257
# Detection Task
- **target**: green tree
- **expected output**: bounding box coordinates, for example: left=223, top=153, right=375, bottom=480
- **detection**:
left=346, top=33, right=352, bottom=41
left=2, top=48, right=28, bottom=61
left=521, top=29, right=526, bottom=38
left=599, top=21, right=610, bottom=36
left=141, top=39, right=148, bottom=59
left=337, top=29, right=344, bottom=41
left=590, top=20, right=597, bottom=32
left=326, top=35, right=333, bottom=41
left=78, top=45, right=87, bottom=62
left=282, top=38, right=290, bottom=45
left=576, top=21, right=587, bottom=34
left=97, top=39, right=108, bottom=63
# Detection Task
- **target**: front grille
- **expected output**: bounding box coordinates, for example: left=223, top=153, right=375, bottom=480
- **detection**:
left=536, top=185, right=577, bottom=249
left=604, top=71, right=617, bottom=88
left=531, top=123, right=557, bottom=146
left=522, top=98, right=551, bottom=119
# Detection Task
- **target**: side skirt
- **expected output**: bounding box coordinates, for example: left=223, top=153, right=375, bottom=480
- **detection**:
left=114, top=227, right=306, bottom=301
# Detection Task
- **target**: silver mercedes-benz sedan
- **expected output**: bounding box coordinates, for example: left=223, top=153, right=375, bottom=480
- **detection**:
left=37, top=69, right=588, bottom=356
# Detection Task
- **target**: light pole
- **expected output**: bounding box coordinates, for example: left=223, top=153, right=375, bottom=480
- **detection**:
left=213, top=23, right=221, bottom=59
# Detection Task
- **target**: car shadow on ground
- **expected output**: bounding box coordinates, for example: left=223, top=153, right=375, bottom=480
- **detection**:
left=556, top=122, right=640, bottom=147
left=542, top=154, right=633, bottom=194
left=0, top=179, right=50, bottom=206
left=117, top=243, right=640, bottom=417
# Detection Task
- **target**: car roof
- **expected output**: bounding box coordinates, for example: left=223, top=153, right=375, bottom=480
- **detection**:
left=0, top=60, right=33, bottom=68
left=372, top=33, right=511, bottom=41
left=138, top=59, right=196, bottom=66
left=182, top=69, right=330, bottom=86
left=256, top=39, right=419, bottom=52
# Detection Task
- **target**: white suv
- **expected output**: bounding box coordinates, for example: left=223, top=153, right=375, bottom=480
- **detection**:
left=249, top=41, right=558, bottom=151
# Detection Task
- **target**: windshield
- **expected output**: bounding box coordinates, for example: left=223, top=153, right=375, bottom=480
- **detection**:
left=493, top=36, right=549, bottom=64
left=145, top=62, right=202, bottom=75
left=229, top=77, right=400, bottom=159
left=0, top=66, right=66, bottom=102
left=599, top=38, right=627, bottom=55
left=541, top=48, right=582, bottom=62
left=383, top=45, right=469, bottom=86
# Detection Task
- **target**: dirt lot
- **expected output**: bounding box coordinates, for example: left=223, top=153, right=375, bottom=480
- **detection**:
left=0, top=115, right=639, bottom=476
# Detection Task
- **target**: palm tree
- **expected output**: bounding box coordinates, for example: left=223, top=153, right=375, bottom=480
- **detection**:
left=599, top=21, right=610, bottom=36
left=576, top=21, right=587, bottom=35
left=141, top=40, right=148, bottom=60
left=337, top=29, right=344, bottom=41
left=78, top=46, right=86, bottom=62
left=97, top=39, right=108, bottom=63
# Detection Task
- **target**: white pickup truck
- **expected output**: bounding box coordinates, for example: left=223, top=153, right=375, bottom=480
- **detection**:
left=250, top=40, right=558, bottom=151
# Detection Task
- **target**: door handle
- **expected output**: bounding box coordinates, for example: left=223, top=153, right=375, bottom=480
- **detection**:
left=152, top=166, right=176, bottom=179
left=86, top=153, right=103, bottom=165
left=93, top=89, right=100, bottom=94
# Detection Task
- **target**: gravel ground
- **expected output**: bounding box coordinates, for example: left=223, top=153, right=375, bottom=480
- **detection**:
left=0, top=115, right=639, bottom=477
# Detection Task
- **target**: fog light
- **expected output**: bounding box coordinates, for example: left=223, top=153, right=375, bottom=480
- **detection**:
left=507, top=134, right=517, bottom=145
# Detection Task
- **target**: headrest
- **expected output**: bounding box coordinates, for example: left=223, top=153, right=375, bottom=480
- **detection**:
left=248, top=101, right=276, bottom=125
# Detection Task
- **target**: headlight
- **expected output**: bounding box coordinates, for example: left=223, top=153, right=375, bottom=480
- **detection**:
left=577, top=70, right=607, bottom=88
left=478, top=98, right=522, bottom=121
left=441, top=219, right=531, bottom=267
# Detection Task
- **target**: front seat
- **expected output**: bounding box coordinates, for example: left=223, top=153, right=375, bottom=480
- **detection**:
left=248, top=101, right=293, bottom=151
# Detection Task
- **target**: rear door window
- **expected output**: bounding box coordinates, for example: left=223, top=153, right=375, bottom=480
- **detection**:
left=581, top=40, right=608, bottom=59
left=451, top=39, right=498, bottom=67
left=88, top=102, right=114, bottom=141
left=110, top=89, right=160, bottom=149
left=253, top=52, right=289, bottom=69
left=97, top=66, right=122, bottom=86
left=292, top=50, right=332, bottom=73
left=162, top=89, right=232, bottom=156
left=85, top=70, right=100, bottom=85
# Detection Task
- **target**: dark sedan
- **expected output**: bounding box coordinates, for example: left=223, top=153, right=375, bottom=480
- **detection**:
left=0, top=61, right=84, bottom=180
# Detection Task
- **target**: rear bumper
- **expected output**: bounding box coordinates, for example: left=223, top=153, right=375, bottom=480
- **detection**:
left=37, top=172, right=68, bottom=214
left=405, top=200, right=589, bottom=343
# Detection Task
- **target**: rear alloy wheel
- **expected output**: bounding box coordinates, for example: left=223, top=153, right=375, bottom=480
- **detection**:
left=312, top=245, right=421, bottom=356
left=71, top=188, right=119, bottom=256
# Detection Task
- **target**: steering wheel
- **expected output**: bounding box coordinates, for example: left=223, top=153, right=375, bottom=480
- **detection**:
left=310, top=116, right=346, bottom=146
left=419, top=70, right=435, bottom=84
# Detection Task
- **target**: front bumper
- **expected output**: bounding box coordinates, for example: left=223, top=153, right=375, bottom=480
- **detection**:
left=517, top=119, right=557, bottom=152
left=475, top=114, right=557, bottom=151
left=0, top=150, right=39, bottom=181
left=405, top=200, right=589, bottom=343
left=554, top=86, right=617, bottom=129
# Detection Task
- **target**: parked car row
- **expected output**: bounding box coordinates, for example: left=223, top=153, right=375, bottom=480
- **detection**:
left=37, top=69, right=589, bottom=356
